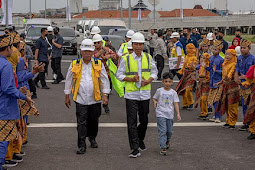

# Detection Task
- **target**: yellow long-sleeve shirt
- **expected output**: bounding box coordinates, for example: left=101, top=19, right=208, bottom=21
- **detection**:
left=178, top=55, right=198, bottom=75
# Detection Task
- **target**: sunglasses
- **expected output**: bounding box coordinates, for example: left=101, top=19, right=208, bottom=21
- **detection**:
left=94, top=42, right=101, bottom=44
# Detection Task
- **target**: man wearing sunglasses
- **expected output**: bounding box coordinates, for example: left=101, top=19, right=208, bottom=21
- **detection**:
left=93, top=34, right=118, bottom=114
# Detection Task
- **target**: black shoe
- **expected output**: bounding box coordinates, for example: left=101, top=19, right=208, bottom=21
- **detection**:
left=182, top=106, right=188, bottom=110
left=76, top=147, right=86, bottom=154
left=129, top=150, right=141, bottom=158
left=23, top=140, right=28, bottom=145
left=33, top=80, right=40, bottom=88
left=160, top=148, right=167, bottom=156
left=12, top=154, right=23, bottom=163
left=52, top=80, right=60, bottom=84
left=31, top=93, right=37, bottom=99
left=2, top=160, right=18, bottom=168
left=239, top=124, right=249, bottom=131
left=222, top=124, right=230, bottom=128
left=15, top=151, right=26, bottom=157
left=247, top=133, right=255, bottom=140
left=138, top=140, right=146, bottom=151
left=166, top=141, right=170, bottom=149
left=103, top=105, right=110, bottom=114
left=89, top=139, right=98, bottom=148
left=187, top=104, right=194, bottom=110
left=208, top=107, right=213, bottom=114
left=229, top=125, right=235, bottom=130
left=41, top=86, right=50, bottom=89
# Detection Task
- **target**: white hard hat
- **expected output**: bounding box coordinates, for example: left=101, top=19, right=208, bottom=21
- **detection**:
left=131, top=32, right=145, bottom=43
left=80, top=39, right=95, bottom=51
left=127, top=40, right=133, bottom=50
left=93, top=34, right=103, bottom=43
left=47, top=26, right=53, bottom=32
left=126, top=30, right=135, bottom=38
left=207, top=33, right=214, bottom=40
left=170, top=32, right=180, bottom=38
left=91, top=26, right=101, bottom=35
left=235, top=46, right=241, bottom=56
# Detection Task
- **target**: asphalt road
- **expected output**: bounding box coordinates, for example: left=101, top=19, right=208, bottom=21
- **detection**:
left=12, top=54, right=255, bottom=170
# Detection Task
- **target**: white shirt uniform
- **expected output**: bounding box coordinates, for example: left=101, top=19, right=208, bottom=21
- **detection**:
left=116, top=52, right=158, bottom=101
left=64, top=58, right=110, bottom=105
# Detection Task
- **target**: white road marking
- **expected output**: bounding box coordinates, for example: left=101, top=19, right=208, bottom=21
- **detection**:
left=27, top=122, right=244, bottom=128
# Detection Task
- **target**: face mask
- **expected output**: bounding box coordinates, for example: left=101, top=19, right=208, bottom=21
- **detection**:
left=217, top=36, right=223, bottom=40
left=183, top=33, right=188, bottom=37
left=45, top=34, right=48, bottom=37
left=236, top=35, right=240, bottom=38
left=5, top=31, right=8, bottom=34
left=54, top=31, right=58, bottom=35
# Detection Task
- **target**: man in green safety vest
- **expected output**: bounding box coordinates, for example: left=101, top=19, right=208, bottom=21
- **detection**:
left=117, top=30, right=135, bottom=57
left=116, top=32, right=158, bottom=158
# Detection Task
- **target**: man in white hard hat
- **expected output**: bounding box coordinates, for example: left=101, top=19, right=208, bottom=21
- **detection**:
left=116, top=32, right=158, bottom=158
left=117, top=30, right=135, bottom=57
left=126, top=40, right=133, bottom=54
left=93, top=34, right=117, bottom=114
left=90, top=26, right=106, bottom=47
left=90, top=26, right=101, bottom=36
left=64, top=39, right=110, bottom=154
left=169, top=32, right=185, bottom=80
left=46, top=26, right=54, bottom=56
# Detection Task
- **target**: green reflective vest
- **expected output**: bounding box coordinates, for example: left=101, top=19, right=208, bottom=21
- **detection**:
left=102, top=40, right=106, bottom=47
left=106, top=59, right=124, bottom=97
left=121, top=42, right=128, bottom=55
left=123, top=53, right=151, bottom=93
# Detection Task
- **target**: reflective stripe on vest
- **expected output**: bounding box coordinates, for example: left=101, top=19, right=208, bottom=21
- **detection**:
left=71, top=58, right=103, bottom=101
left=121, top=42, right=128, bottom=55
left=123, top=53, right=151, bottom=93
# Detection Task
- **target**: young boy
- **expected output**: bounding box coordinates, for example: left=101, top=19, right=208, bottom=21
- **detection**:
left=153, top=72, right=181, bottom=156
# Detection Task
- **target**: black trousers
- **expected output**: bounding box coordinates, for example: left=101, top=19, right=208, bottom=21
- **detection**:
left=156, top=54, right=164, bottom=79
left=76, top=102, right=101, bottom=148
left=34, top=61, right=48, bottom=87
left=126, top=99, right=150, bottom=150
left=51, top=57, right=64, bottom=81
left=150, top=47, right=154, bottom=58
left=28, top=79, right=36, bottom=94
left=170, top=69, right=182, bottom=80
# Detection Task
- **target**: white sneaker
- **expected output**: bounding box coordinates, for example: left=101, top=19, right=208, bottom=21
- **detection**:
left=209, top=118, right=215, bottom=122
left=215, top=118, right=221, bottom=123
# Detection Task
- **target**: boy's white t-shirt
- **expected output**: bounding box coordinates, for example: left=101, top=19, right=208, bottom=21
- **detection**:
left=153, top=87, right=180, bottom=119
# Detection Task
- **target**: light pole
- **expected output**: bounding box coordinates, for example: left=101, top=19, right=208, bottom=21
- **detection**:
left=30, top=0, right=32, bottom=19
left=120, top=0, right=123, bottom=21
left=45, top=0, right=47, bottom=18
left=6, top=0, right=8, bottom=27
left=128, top=0, right=131, bottom=29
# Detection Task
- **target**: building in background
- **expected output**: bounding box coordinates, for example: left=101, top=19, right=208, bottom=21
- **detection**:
left=100, top=0, right=121, bottom=10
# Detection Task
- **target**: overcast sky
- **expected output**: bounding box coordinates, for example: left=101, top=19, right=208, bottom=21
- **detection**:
left=12, top=0, right=255, bottom=13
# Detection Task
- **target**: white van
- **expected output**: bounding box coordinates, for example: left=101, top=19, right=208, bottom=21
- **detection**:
left=90, top=19, right=127, bottom=35
left=25, top=18, right=51, bottom=34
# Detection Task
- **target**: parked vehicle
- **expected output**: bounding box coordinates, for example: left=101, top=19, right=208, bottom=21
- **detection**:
left=60, top=27, right=79, bottom=55
left=25, top=18, right=51, bottom=34
left=102, top=35, right=125, bottom=51
left=25, top=25, right=47, bottom=53
left=108, top=28, right=131, bottom=39
left=91, top=19, right=127, bottom=35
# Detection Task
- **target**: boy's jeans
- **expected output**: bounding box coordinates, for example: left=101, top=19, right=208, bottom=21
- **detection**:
left=157, top=117, right=173, bottom=149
